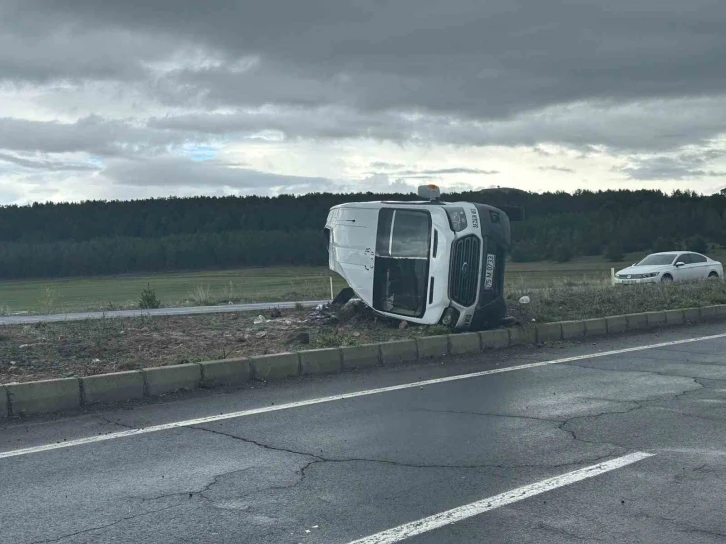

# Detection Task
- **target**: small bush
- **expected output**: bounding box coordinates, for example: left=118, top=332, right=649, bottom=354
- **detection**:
left=686, top=235, right=708, bottom=254
left=39, top=285, right=58, bottom=315
left=190, top=284, right=213, bottom=306
left=139, top=284, right=161, bottom=309
left=219, top=281, right=237, bottom=302
left=424, top=324, right=451, bottom=336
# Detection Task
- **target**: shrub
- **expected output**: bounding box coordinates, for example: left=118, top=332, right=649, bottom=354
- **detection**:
left=686, top=235, right=708, bottom=254
left=189, top=285, right=213, bottom=306
left=139, top=284, right=161, bottom=309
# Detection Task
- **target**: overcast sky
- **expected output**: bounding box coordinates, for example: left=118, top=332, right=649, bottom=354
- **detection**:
left=1, top=1, right=726, bottom=204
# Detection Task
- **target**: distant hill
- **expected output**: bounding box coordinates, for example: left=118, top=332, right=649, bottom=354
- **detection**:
left=0, top=189, right=722, bottom=278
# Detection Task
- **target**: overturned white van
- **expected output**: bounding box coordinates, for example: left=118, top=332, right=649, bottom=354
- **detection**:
left=323, top=185, right=513, bottom=331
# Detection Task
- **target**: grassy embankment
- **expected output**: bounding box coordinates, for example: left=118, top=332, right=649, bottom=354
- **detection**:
left=2, top=278, right=726, bottom=385
left=6, top=249, right=722, bottom=315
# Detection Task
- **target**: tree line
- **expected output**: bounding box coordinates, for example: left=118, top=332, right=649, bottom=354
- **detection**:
left=0, top=188, right=724, bottom=278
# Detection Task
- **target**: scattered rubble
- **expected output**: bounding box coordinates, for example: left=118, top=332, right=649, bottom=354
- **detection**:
left=287, top=332, right=311, bottom=345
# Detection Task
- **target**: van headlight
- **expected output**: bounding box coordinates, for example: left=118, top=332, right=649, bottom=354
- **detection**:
left=441, top=307, right=460, bottom=326
left=445, top=207, right=468, bottom=232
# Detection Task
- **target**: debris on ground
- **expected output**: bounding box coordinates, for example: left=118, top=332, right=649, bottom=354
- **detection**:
left=307, top=304, right=339, bottom=325
left=398, top=320, right=408, bottom=330
left=287, top=331, right=311, bottom=345
left=269, top=308, right=282, bottom=319
left=0, top=307, right=435, bottom=383
left=331, top=287, right=355, bottom=306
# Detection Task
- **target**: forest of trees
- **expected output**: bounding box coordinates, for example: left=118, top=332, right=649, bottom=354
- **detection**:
left=0, top=188, right=724, bottom=279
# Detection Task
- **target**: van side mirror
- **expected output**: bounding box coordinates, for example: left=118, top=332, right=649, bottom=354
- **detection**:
left=675, top=262, right=685, bottom=268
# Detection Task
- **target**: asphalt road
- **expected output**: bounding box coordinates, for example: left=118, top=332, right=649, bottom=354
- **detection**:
left=1, top=323, right=725, bottom=543
left=0, top=300, right=330, bottom=325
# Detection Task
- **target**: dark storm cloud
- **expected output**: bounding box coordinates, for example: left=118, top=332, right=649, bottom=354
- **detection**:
left=148, top=99, right=726, bottom=152
left=0, top=116, right=185, bottom=156
left=103, top=156, right=337, bottom=194
left=2, top=0, right=726, bottom=190
left=4, top=2, right=726, bottom=121
left=619, top=155, right=726, bottom=180
left=0, top=151, right=100, bottom=171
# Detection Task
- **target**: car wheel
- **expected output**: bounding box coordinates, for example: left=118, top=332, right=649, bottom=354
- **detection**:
left=708, top=272, right=720, bottom=280
left=661, top=274, right=674, bottom=283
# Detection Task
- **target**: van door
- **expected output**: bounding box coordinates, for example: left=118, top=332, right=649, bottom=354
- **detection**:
left=328, top=207, right=379, bottom=303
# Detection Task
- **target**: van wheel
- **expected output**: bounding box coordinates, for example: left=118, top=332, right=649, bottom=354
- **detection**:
left=661, top=274, right=674, bottom=283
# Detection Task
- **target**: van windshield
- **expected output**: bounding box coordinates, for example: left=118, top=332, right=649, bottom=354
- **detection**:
left=373, top=209, right=431, bottom=318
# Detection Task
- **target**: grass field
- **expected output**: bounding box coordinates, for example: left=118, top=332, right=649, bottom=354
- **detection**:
left=2, top=249, right=725, bottom=315
left=0, top=267, right=350, bottom=315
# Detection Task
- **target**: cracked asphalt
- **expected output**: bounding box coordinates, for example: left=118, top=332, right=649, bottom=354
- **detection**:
left=1, top=323, right=725, bottom=543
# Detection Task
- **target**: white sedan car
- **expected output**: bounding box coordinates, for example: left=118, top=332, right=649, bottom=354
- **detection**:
left=614, top=251, right=723, bottom=285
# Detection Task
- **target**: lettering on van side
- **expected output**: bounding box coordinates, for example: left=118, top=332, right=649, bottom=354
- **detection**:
left=470, top=208, right=479, bottom=229
left=484, top=253, right=496, bottom=290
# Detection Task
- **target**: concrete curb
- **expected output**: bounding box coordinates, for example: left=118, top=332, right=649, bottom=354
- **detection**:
left=341, top=344, right=380, bottom=369
left=416, top=335, right=449, bottom=359
left=250, top=352, right=300, bottom=381
left=200, top=358, right=251, bottom=388
left=143, top=363, right=202, bottom=397
left=4, top=304, right=726, bottom=417
left=1, top=385, right=8, bottom=418
left=300, top=348, right=342, bottom=375
left=82, top=371, right=145, bottom=406
left=380, top=340, right=418, bottom=365
left=6, top=378, right=80, bottom=415
left=449, top=332, right=481, bottom=355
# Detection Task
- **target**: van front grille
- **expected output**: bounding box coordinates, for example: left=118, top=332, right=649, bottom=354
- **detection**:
left=449, top=235, right=481, bottom=307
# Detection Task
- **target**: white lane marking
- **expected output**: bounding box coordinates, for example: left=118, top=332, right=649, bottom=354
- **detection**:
left=346, top=452, right=654, bottom=544
left=2, top=331, right=725, bottom=459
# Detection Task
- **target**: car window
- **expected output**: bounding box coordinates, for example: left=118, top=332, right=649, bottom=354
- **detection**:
left=689, top=253, right=707, bottom=263
left=675, top=254, right=690, bottom=265
left=637, top=254, right=678, bottom=266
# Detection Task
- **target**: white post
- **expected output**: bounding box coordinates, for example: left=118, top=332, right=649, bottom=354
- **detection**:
left=329, top=277, right=334, bottom=300
left=611, top=268, right=615, bottom=286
